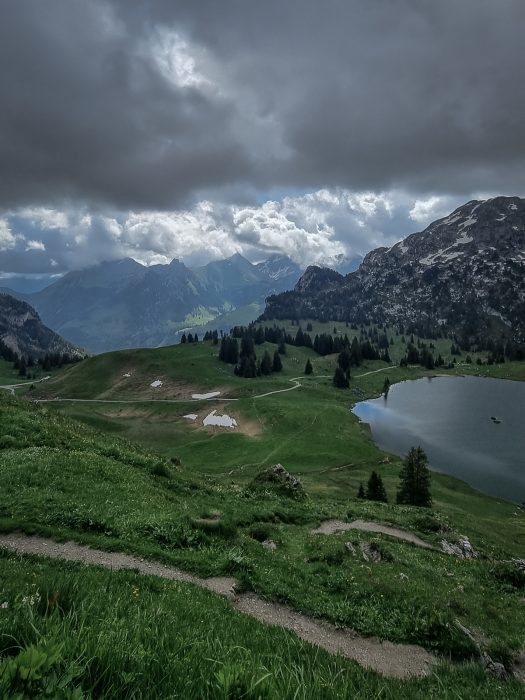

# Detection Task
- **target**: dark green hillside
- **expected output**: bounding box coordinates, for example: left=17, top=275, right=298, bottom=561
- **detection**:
left=2, top=364, right=525, bottom=695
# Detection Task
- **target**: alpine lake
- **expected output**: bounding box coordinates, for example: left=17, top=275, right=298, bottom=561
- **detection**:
left=353, top=375, right=525, bottom=503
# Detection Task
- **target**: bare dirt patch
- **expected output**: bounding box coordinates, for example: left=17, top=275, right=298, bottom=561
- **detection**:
left=186, top=404, right=263, bottom=437
left=312, top=520, right=436, bottom=550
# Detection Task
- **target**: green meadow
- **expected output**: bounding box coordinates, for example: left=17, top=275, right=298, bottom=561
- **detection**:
left=1, top=325, right=525, bottom=697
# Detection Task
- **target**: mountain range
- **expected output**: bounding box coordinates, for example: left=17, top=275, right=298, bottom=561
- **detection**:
left=1, top=254, right=302, bottom=353
left=263, top=196, right=525, bottom=342
left=0, top=294, right=81, bottom=360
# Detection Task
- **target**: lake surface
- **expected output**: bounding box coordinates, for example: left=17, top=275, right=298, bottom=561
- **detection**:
left=352, top=376, right=525, bottom=503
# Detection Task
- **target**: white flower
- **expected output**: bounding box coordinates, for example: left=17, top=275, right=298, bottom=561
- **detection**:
left=0, top=601, right=8, bottom=609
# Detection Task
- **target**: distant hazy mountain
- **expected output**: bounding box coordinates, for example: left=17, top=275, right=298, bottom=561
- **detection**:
left=263, top=196, right=525, bottom=342
left=8, top=254, right=302, bottom=353
left=0, top=293, right=81, bottom=360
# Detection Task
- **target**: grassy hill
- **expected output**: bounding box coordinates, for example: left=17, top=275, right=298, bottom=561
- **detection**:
left=2, top=326, right=525, bottom=696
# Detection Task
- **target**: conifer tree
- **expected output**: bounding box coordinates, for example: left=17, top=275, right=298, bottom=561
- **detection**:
left=333, top=366, right=349, bottom=388
left=397, top=446, right=432, bottom=507
left=260, top=350, right=273, bottom=376
left=366, top=471, right=388, bottom=502
left=357, top=482, right=365, bottom=499
left=304, top=358, right=313, bottom=375
left=272, top=350, right=282, bottom=372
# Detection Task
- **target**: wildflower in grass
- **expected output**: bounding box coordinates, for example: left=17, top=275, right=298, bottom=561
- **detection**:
left=0, top=601, right=8, bottom=609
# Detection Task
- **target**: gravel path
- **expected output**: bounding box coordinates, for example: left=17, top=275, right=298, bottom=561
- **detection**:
left=0, top=532, right=436, bottom=679
left=0, top=533, right=236, bottom=598
left=234, top=594, right=434, bottom=679
left=28, top=365, right=396, bottom=404
left=311, top=519, right=437, bottom=550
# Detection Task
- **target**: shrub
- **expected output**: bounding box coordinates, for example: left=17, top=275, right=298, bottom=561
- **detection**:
left=151, top=462, right=172, bottom=478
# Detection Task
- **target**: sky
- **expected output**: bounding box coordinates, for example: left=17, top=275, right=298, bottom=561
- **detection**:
left=0, top=0, right=524, bottom=283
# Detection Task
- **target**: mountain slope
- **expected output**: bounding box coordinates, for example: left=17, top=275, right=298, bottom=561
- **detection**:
left=23, top=254, right=302, bottom=353
left=0, top=293, right=82, bottom=359
left=263, top=196, right=525, bottom=341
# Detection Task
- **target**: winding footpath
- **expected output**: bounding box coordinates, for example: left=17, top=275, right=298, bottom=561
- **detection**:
left=21, top=365, right=395, bottom=405
left=0, top=532, right=435, bottom=679
left=0, top=375, right=50, bottom=395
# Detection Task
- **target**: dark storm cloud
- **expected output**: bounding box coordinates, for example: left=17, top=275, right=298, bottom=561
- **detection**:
left=1, top=0, right=524, bottom=214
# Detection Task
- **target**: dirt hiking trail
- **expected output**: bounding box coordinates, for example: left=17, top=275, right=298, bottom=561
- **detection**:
left=0, top=532, right=435, bottom=679
left=312, top=520, right=438, bottom=550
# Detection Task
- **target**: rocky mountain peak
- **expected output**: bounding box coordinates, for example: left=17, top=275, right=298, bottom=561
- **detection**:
left=263, top=196, right=525, bottom=341
left=294, top=266, right=344, bottom=294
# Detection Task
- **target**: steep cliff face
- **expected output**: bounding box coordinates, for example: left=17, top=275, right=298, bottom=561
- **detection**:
left=262, top=196, right=525, bottom=340
left=0, top=293, right=81, bottom=359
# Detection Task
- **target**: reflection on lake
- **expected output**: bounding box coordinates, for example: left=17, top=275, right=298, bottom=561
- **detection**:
left=352, top=376, right=525, bottom=503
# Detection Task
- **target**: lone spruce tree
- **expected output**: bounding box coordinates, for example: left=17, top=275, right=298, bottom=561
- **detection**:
left=333, top=366, right=349, bottom=389
left=357, top=482, right=365, bottom=499
left=366, top=471, right=388, bottom=502
left=304, top=358, right=313, bottom=375
left=397, top=446, right=432, bottom=507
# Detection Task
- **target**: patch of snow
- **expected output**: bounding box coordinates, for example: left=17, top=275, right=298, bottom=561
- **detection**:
left=496, top=214, right=507, bottom=221
left=183, top=413, right=198, bottom=421
left=440, top=251, right=464, bottom=262
left=203, top=410, right=237, bottom=428
left=441, top=213, right=462, bottom=226
left=192, top=391, right=221, bottom=400
left=123, top=373, right=131, bottom=378
left=510, top=203, right=518, bottom=210
left=513, top=226, right=519, bottom=231
left=150, top=380, right=163, bottom=388
left=458, top=216, right=477, bottom=229
left=398, top=244, right=408, bottom=253
left=455, top=231, right=473, bottom=245
left=420, top=250, right=444, bottom=266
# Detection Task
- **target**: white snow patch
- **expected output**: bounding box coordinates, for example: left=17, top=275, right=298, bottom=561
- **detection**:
left=459, top=216, right=477, bottom=229
left=496, top=214, right=507, bottom=221
left=455, top=231, right=473, bottom=245
left=150, top=380, right=163, bottom=388
left=398, top=244, right=408, bottom=253
left=183, top=413, right=198, bottom=421
left=510, top=203, right=518, bottom=210
left=513, top=226, right=519, bottom=231
left=192, top=391, right=221, bottom=400
left=440, top=251, right=464, bottom=262
left=203, top=410, right=237, bottom=428
left=123, top=373, right=131, bottom=378
left=420, top=250, right=444, bottom=265
left=441, top=213, right=462, bottom=226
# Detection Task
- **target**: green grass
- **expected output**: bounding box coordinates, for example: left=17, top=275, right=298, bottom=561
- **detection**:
left=2, top=327, right=525, bottom=696
left=1, top=392, right=525, bottom=681
left=3, top=553, right=523, bottom=699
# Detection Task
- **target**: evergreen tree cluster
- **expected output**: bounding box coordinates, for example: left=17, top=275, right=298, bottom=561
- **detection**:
left=180, top=332, right=199, bottom=344
left=229, top=323, right=390, bottom=366
left=202, top=330, right=219, bottom=345
left=11, top=351, right=80, bottom=377
left=356, top=446, right=432, bottom=507
left=220, top=331, right=283, bottom=379
left=218, top=336, right=239, bottom=364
